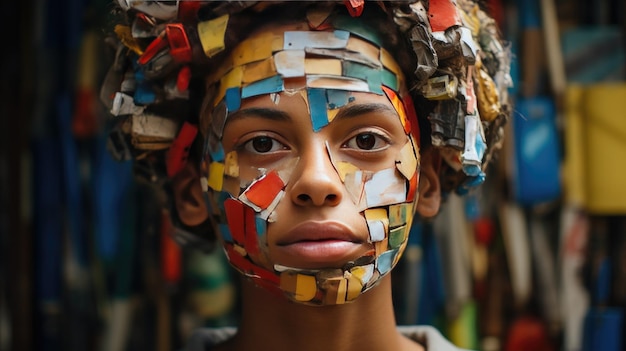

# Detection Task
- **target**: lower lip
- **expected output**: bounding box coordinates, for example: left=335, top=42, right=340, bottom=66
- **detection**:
left=277, top=240, right=364, bottom=266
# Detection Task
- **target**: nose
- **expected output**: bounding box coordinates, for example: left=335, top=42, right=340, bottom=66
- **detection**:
left=289, top=143, right=343, bottom=207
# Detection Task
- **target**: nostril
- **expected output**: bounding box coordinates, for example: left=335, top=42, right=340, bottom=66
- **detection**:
left=326, top=194, right=337, bottom=203
left=297, top=194, right=311, bottom=202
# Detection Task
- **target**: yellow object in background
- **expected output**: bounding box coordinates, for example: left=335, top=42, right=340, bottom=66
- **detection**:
left=564, top=83, right=626, bottom=214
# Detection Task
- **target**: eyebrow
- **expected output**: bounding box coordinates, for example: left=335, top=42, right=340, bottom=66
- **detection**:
left=334, top=102, right=399, bottom=121
left=226, top=107, right=292, bottom=124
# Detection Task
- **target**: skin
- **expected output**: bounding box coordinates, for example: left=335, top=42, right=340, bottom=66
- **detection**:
left=172, top=22, right=443, bottom=351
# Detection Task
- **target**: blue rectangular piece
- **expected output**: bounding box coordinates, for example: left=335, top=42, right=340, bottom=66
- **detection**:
left=307, top=88, right=329, bottom=132
left=241, top=75, right=284, bottom=99
left=225, top=87, right=241, bottom=111
left=326, top=90, right=351, bottom=109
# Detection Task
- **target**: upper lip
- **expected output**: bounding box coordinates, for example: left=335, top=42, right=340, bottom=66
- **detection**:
left=277, top=221, right=363, bottom=245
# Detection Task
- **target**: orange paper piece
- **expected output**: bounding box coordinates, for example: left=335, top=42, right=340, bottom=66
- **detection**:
left=240, top=171, right=285, bottom=211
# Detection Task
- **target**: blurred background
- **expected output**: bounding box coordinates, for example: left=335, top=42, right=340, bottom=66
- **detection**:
left=1, top=0, right=625, bottom=350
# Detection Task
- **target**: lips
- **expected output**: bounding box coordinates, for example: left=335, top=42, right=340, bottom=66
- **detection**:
left=274, top=221, right=369, bottom=268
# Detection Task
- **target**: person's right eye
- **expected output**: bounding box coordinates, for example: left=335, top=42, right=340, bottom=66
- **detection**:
left=241, top=135, right=288, bottom=154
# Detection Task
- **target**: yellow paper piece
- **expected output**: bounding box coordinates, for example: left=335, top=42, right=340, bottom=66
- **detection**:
left=295, top=274, right=317, bottom=302
left=388, top=203, right=413, bottom=227
left=198, top=14, right=229, bottom=58
left=231, top=33, right=275, bottom=67
left=365, top=208, right=388, bottom=223
left=327, top=108, right=339, bottom=123
left=395, top=141, right=418, bottom=180
left=207, top=162, right=225, bottom=191
left=380, top=48, right=403, bottom=79
left=114, top=25, right=143, bottom=55
left=214, top=66, right=243, bottom=106
left=335, top=278, right=348, bottom=304
left=375, top=237, right=389, bottom=256
left=335, top=161, right=360, bottom=181
left=242, top=56, right=277, bottom=84
left=305, top=58, right=342, bottom=75
left=224, top=151, right=239, bottom=177
left=346, top=37, right=381, bottom=67
left=346, top=275, right=364, bottom=301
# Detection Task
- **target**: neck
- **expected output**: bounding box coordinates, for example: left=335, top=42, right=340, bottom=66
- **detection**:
left=227, top=274, right=417, bottom=351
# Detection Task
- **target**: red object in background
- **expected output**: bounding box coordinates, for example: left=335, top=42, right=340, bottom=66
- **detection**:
left=73, top=89, right=98, bottom=138
left=428, top=0, right=462, bottom=32
left=166, top=24, right=193, bottom=63
left=178, top=1, right=202, bottom=23
left=166, top=122, right=198, bottom=178
left=505, top=316, right=555, bottom=351
left=344, top=0, right=364, bottom=17
left=177, top=66, right=192, bottom=92
left=161, top=210, right=182, bottom=285
left=474, top=217, right=496, bottom=245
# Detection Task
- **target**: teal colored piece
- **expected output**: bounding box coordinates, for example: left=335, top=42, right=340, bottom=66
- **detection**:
left=326, top=90, right=351, bottom=109
left=241, top=75, right=284, bottom=99
left=381, top=69, right=399, bottom=91
left=307, top=88, right=329, bottom=132
left=333, top=15, right=383, bottom=46
left=255, top=216, right=266, bottom=236
left=343, top=61, right=383, bottom=94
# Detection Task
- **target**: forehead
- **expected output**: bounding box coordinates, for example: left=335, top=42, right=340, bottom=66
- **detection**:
left=200, top=15, right=418, bottom=143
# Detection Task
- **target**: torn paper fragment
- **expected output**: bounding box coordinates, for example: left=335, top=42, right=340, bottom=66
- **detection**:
left=365, top=208, right=389, bottom=243
left=335, top=161, right=360, bottom=182
left=388, top=203, right=412, bottom=227
left=207, top=162, right=225, bottom=191
left=395, top=141, right=418, bottom=180
left=377, top=249, right=399, bottom=275
left=241, top=75, right=284, bottom=99
left=462, top=114, right=486, bottom=176
left=350, top=264, right=375, bottom=286
left=198, top=14, right=229, bottom=58
left=306, top=75, right=370, bottom=92
left=284, top=30, right=349, bottom=50
left=343, top=170, right=366, bottom=206
left=242, top=56, right=277, bottom=84
left=258, top=190, right=284, bottom=221
left=346, top=36, right=381, bottom=68
left=307, top=88, right=328, bottom=131
left=231, top=33, right=275, bottom=66
left=111, top=92, right=146, bottom=116
left=224, top=198, right=245, bottom=244
left=239, top=171, right=285, bottom=211
left=274, top=50, right=305, bottom=78
left=389, top=226, right=407, bottom=249
left=364, top=168, right=407, bottom=208
left=305, top=58, right=342, bottom=76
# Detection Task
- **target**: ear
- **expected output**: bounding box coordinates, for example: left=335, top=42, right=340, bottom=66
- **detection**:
left=416, top=147, right=442, bottom=218
left=171, top=161, right=209, bottom=227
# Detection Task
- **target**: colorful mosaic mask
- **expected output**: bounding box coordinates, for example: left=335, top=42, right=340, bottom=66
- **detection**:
left=199, top=20, right=423, bottom=305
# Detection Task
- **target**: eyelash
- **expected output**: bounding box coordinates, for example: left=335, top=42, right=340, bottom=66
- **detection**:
left=341, top=129, right=392, bottom=151
left=237, top=133, right=289, bottom=155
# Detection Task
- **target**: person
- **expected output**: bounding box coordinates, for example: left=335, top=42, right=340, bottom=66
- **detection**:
left=101, top=1, right=511, bottom=350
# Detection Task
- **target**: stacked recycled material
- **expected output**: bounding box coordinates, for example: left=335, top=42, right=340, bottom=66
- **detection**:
left=101, top=0, right=511, bottom=194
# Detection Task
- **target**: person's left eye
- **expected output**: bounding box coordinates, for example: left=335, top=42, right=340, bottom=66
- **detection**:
left=342, top=131, right=390, bottom=151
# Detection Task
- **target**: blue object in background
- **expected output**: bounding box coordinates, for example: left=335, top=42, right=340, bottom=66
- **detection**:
left=583, top=308, right=623, bottom=351
left=512, top=97, right=561, bottom=205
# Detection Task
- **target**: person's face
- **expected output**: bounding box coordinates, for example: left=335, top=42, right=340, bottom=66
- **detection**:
left=201, top=22, right=421, bottom=305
